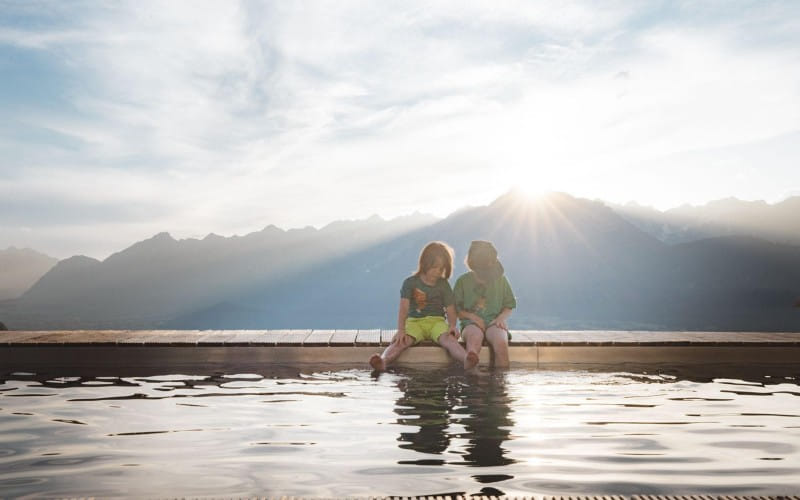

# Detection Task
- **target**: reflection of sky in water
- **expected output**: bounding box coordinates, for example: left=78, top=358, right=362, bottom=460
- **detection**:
left=0, top=366, right=799, bottom=497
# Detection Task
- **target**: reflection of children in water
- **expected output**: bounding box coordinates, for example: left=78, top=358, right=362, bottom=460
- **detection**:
left=394, top=372, right=459, bottom=455
left=455, top=372, right=515, bottom=467
left=392, top=369, right=515, bottom=467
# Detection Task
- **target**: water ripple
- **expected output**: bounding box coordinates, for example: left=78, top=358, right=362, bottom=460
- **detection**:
left=67, top=390, right=347, bottom=402
left=51, top=419, right=87, bottom=425
left=0, top=366, right=798, bottom=497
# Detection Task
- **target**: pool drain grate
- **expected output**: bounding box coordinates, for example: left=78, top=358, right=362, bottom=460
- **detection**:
left=82, top=494, right=800, bottom=499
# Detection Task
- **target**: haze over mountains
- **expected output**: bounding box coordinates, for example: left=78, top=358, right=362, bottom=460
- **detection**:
left=2, top=192, right=799, bottom=331
left=614, top=197, right=800, bottom=246
left=0, top=248, right=58, bottom=301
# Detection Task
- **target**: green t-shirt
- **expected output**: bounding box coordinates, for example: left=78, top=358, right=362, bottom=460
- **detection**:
left=453, top=271, right=516, bottom=328
left=400, top=275, right=455, bottom=318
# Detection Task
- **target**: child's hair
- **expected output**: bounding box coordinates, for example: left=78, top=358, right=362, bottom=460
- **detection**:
left=465, top=240, right=504, bottom=283
left=465, top=240, right=497, bottom=270
left=414, top=241, right=454, bottom=279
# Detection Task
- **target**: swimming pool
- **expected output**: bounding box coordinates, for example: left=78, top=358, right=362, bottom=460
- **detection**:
left=1, top=364, right=798, bottom=497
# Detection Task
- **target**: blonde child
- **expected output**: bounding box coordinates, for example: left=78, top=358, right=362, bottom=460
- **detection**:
left=369, top=241, right=476, bottom=372
left=454, top=240, right=516, bottom=368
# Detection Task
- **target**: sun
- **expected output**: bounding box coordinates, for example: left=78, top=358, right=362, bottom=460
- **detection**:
left=508, top=164, right=562, bottom=202
left=506, top=181, right=556, bottom=204
left=517, top=185, right=553, bottom=201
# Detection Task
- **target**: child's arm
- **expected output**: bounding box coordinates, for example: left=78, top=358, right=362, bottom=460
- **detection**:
left=452, top=277, right=483, bottom=331
left=489, top=307, right=513, bottom=331
left=490, top=277, right=516, bottom=331
left=445, top=304, right=459, bottom=338
left=458, top=309, right=485, bottom=331
left=393, top=298, right=411, bottom=343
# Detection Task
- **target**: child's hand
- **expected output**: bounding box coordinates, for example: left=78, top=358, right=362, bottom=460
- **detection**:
left=449, top=327, right=459, bottom=339
left=474, top=317, right=486, bottom=331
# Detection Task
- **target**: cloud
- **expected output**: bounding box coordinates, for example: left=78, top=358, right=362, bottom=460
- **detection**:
left=1, top=1, right=800, bottom=257
left=0, top=196, right=167, bottom=226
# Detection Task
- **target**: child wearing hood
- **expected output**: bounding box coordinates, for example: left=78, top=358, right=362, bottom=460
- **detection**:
left=454, top=240, right=516, bottom=368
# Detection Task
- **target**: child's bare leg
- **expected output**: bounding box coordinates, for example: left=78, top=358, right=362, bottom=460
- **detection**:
left=437, top=332, right=467, bottom=364
left=461, top=324, right=484, bottom=369
left=485, top=325, right=510, bottom=368
left=370, top=334, right=414, bottom=371
left=463, top=350, right=479, bottom=370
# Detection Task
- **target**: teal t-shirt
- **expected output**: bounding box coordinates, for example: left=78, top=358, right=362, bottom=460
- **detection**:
left=401, top=275, right=455, bottom=318
left=453, top=271, right=516, bottom=328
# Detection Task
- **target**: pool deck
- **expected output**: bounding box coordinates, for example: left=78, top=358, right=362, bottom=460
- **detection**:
left=1, top=329, right=799, bottom=373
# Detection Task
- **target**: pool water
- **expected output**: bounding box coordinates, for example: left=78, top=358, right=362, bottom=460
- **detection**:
left=1, top=365, right=799, bottom=497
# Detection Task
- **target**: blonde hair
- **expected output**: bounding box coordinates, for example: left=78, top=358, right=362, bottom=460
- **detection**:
left=415, top=241, right=454, bottom=279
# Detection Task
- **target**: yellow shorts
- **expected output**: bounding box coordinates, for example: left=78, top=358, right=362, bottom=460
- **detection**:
left=404, top=316, right=449, bottom=344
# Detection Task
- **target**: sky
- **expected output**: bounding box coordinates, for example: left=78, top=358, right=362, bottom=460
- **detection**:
left=2, top=1, right=800, bottom=259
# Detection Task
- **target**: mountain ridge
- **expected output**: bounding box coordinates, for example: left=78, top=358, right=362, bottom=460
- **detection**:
left=2, top=192, right=798, bottom=331
left=611, top=195, right=800, bottom=246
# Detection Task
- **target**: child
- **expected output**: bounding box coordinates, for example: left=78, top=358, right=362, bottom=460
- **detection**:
left=369, top=241, right=476, bottom=372
left=454, top=240, right=516, bottom=368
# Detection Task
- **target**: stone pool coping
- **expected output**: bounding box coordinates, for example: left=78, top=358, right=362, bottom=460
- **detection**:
left=1, top=330, right=799, bottom=373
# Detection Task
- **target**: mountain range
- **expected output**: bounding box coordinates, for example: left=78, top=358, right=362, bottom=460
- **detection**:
left=2, top=191, right=799, bottom=331
left=613, top=196, right=800, bottom=245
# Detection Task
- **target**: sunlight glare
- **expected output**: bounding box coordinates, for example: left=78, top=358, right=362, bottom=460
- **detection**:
left=517, top=184, right=553, bottom=202
left=508, top=163, right=564, bottom=203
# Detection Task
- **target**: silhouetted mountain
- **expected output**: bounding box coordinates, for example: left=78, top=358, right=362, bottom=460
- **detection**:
left=172, top=191, right=800, bottom=331
left=3, top=192, right=799, bottom=331
left=612, top=196, right=800, bottom=245
left=658, top=235, right=800, bottom=330
left=0, top=247, right=58, bottom=301
left=0, top=213, right=437, bottom=329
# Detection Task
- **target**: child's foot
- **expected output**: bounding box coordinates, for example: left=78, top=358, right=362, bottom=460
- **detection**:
left=464, top=351, right=479, bottom=370
left=369, top=354, right=385, bottom=372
